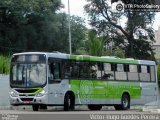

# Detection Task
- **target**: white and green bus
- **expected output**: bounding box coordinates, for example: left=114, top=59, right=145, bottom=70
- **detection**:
left=10, top=52, right=159, bottom=111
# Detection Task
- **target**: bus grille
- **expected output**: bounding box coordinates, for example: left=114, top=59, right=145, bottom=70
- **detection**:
left=20, top=98, right=33, bottom=102
left=15, top=89, right=39, bottom=93
left=19, top=94, right=35, bottom=96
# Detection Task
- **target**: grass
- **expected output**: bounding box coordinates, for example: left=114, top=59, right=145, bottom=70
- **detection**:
left=0, top=55, right=10, bottom=74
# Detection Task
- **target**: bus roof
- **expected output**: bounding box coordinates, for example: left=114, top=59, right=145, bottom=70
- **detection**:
left=68, top=54, right=156, bottom=65
left=12, top=52, right=156, bottom=66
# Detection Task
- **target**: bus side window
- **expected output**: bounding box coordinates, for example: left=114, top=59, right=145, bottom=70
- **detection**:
left=102, top=63, right=114, bottom=80
left=139, top=65, right=150, bottom=81
left=111, top=63, right=117, bottom=71
left=115, top=64, right=127, bottom=81
left=48, top=62, right=61, bottom=82
left=72, top=62, right=79, bottom=78
left=90, top=63, right=98, bottom=79
left=64, top=61, right=80, bottom=79
left=64, top=62, right=73, bottom=79
left=128, top=65, right=139, bottom=81
left=96, top=63, right=102, bottom=79
left=79, top=62, right=90, bottom=79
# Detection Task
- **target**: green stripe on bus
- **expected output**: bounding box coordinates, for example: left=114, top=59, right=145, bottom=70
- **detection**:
left=70, top=80, right=141, bottom=99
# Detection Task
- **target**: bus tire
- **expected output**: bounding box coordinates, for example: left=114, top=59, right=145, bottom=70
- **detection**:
left=64, top=93, right=74, bottom=111
left=121, top=93, right=130, bottom=110
left=114, top=93, right=130, bottom=110
left=88, top=105, right=102, bottom=110
left=32, top=105, right=39, bottom=111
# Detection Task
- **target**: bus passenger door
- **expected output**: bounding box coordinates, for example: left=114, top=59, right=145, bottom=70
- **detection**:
left=47, top=61, right=64, bottom=105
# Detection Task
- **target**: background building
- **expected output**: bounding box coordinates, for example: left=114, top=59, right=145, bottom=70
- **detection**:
left=153, top=26, right=160, bottom=61
left=154, top=27, right=160, bottom=45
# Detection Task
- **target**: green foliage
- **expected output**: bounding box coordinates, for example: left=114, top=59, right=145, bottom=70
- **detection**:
left=54, top=13, right=87, bottom=53
left=86, top=31, right=104, bottom=56
left=74, top=47, right=88, bottom=55
left=0, top=55, right=10, bottom=74
left=0, top=0, right=87, bottom=54
left=0, top=0, right=61, bottom=53
left=70, top=15, right=87, bottom=53
left=112, top=49, right=125, bottom=58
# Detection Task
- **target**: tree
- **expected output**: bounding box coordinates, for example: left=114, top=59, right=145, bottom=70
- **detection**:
left=0, top=0, right=62, bottom=54
left=0, top=0, right=87, bottom=55
left=54, top=13, right=87, bottom=53
left=70, top=15, right=87, bottom=53
left=86, top=30, right=104, bottom=56
left=85, top=0, right=155, bottom=60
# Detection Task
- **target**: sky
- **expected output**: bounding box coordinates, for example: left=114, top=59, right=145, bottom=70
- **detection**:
left=61, top=0, right=88, bottom=18
left=61, top=0, right=160, bottom=31
left=60, top=0, right=89, bottom=27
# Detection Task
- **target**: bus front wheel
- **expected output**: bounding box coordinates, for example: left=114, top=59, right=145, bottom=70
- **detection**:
left=64, top=93, right=75, bottom=111
left=32, top=105, right=39, bottom=111
left=114, top=94, right=130, bottom=110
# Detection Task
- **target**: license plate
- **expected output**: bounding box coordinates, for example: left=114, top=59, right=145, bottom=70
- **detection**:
left=23, top=101, right=31, bottom=104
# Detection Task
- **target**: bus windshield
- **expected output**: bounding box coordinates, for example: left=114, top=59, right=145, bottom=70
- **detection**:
left=10, top=54, right=46, bottom=88
left=11, top=63, right=46, bottom=88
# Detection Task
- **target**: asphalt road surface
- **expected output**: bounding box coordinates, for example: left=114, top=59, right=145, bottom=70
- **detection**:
left=0, top=106, right=160, bottom=120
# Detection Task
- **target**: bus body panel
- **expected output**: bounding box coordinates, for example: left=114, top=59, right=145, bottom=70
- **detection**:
left=71, top=80, right=142, bottom=105
left=140, top=82, right=158, bottom=105
left=47, top=80, right=70, bottom=105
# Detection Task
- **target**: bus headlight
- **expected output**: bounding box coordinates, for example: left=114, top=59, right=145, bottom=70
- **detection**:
left=37, top=90, right=46, bottom=97
left=10, top=90, right=18, bottom=97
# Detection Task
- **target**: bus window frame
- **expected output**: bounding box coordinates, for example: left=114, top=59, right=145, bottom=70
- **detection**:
left=46, top=57, right=157, bottom=83
left=138, top=64, right=156, bottom=82
left=48, top=58, right=62, bottom=84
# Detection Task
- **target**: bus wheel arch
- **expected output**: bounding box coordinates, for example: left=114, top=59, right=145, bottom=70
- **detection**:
left=64, top=91, right=75, bottom=111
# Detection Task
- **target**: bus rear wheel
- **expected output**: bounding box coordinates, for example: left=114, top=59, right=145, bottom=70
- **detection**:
left=88, top=105, right=102, bottom=110
left=64, top=93, right=75, bottom=111
left=114, top=94, right=130, bottom=110
left=32, top=105, right=39, bottom=111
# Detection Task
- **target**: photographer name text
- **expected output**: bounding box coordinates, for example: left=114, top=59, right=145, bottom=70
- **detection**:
left=90, top=114, right=160, bottom=120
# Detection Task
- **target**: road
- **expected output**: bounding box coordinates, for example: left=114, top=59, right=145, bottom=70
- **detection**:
left=0, top=107, right=160, bottom=120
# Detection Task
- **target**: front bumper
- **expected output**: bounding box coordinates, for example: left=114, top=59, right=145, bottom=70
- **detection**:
left=10, top=95, right=48, bottom=105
